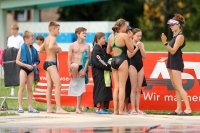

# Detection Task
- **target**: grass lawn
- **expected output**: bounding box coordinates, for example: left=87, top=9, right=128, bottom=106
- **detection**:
left=0, top=41, right=200, bottom=114
left=143, top=41, right=200, bottom=52
left=0, top=111, right=18, bottom=116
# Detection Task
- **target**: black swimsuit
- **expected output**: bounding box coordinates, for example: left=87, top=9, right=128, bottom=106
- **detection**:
left=167, top=33, right=185, bottom=72
left=130, top=45, right=143, bottom=72
left=21, top=67, right=33, bottom=75
left=71, top=62, right=82, bottom=72
left=78, top=65, right=82, bottom=72
left=111, top=34, right=127, bottom=69
left=43, top=61, right=57, bottom=71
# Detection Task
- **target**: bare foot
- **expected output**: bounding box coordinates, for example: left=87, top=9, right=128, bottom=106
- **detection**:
left=76, top=109, right=83, bottom=114
left=175, top=110, right=182, bottom=114
left=47, top=109, right=56, bottom=114
left=112, top=112, right=118, bottom=115
left=119, top=111, right=127, bottom=115
left=56, top=108, right=70, bottom=114
left=184, top=109, right=192, bottom=114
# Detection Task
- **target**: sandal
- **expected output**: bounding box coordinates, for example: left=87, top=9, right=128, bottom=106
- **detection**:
left=138, top=110, right=146, bottom=115
left=167, top=111, right=178, bottom=115
left=28, top=109, right=40, bottom=113
left=178, top=111, right=192, bottom=116
left=130, top=110, right=138, bottom=115
left=18, top=109, right=24, bottom=113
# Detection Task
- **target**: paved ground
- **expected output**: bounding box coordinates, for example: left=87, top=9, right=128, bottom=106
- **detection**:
left=0, top=111, right=200, bottom=132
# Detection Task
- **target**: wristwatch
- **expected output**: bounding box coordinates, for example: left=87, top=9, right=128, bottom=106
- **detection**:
left=164, top=42, right=168, bottom=46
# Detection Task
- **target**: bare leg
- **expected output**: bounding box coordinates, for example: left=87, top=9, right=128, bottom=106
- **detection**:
left=76, top=94, right=83, bottom=114
left=112, top=68, right=119, bottom=115
left=118, top=60, right=128, bottom=115
left=136, top=67, right=144, bottom=112
left=45, top=71, right=55, bottom=113
left=71, top=63, right=79, bottom=78
left=171, top=70, right=192, bottom=114
left=96, top=103, right=100, bottom=112
left=26, top=71, right=34, bottom=110
left=47, top=65, right=69, bottom=114
left=18, top=70, right=27, bottom=110
left=175, top=90, right=183, bottom=113
left=168, top=69, right=182, bottom=113
left=124, top=98, right=129, bottom=112
left=129, top=66, right=137, bottom=113
left=100, top=102, right=105, bottom=110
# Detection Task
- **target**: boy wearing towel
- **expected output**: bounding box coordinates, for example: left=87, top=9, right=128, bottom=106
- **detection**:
left=68, top=27, right=90, bottom=114
left=16, top=30, right=40, bottom=113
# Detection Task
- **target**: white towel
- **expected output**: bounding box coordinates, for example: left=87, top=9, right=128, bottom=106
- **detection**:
left=68, top=77, right=86, bottom=96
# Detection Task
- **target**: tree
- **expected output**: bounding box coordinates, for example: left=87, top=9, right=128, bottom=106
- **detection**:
left=140, top=0, right=200, bottom=40
left=57, top=0, right=144, bottom=28
left=57, top=0, right=200, bottom=40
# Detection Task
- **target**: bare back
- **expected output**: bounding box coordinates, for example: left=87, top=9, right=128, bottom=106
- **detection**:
left=108, top=33, right=133, bottom=56
left=44, top=36, right=57, bottom=61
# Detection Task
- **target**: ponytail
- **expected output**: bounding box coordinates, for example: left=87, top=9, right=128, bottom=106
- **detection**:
left=93, top=35, right=97, bottom=47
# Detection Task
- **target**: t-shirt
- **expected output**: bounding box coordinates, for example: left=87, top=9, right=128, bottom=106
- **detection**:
left=7, top=35, right=24, bottom=49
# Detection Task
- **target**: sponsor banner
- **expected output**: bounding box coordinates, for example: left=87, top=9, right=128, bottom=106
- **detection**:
left=34, top=52, right=200, bottom=111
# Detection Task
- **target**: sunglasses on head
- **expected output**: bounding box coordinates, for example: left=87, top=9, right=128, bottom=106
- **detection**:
left=167, top=19, right=180, bottom=26
left=169, top=24, right=177, bottom=26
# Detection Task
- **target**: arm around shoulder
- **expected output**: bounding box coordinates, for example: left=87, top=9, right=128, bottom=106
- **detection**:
left=124, top=34, right=134, bottom=53
left=106, top=35, right=112, bottom=54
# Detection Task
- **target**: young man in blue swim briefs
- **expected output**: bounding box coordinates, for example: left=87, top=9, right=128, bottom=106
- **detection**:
left=40, top=22, right=69, bottom=114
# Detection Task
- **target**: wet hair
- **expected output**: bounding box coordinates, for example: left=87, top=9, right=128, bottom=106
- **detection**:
left=173, top=14, right=185, bottom=26
left=36, top=35, right=44, bottom=43
left=11, top=24, right=19, bottom=30
left=75, top=27, right=87, bottom=37
left=48, top=21, right=60, bottom=31
left=112, top=18, right=126, bottom=33
left=23, top=30, right=33, bottom=40
left=132, top=28, right=142, bottom=35
left=93, top=32, right=105, bottom=46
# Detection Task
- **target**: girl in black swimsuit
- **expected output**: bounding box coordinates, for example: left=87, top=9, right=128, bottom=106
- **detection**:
left=107, top=19, right=134, bottom=115
left=127, top=28, right=146, bottom=115
left=160, top=14, right=192, bottom=116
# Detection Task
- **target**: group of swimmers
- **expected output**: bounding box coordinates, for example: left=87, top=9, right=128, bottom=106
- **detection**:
left=92, top=14, right=192, bottom=116
left=13, top=13, right=192, bottom=116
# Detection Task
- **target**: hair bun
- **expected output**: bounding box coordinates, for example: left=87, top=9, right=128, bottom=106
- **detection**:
left=173, top=14, right=185, bottom=25
left=175, top=14, right=183, bottom=20
left=112, top=25, right=119, bottom=32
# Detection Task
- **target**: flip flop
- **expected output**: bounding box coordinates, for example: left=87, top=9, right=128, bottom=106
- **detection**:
left=96, top=110, right=112, bottom=114
left=138, top=110, right=146, bottom=115
left=18, top=109, right=24, bottom=113
left=178, top=111, right=192, bottom=116
left=130, top=110, right=138, bottom=115
left=167, top=111, right=178, bottom=115
left=28, top=109, right=40, bottom=113
left=104, top=110, right=112, bottom=114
